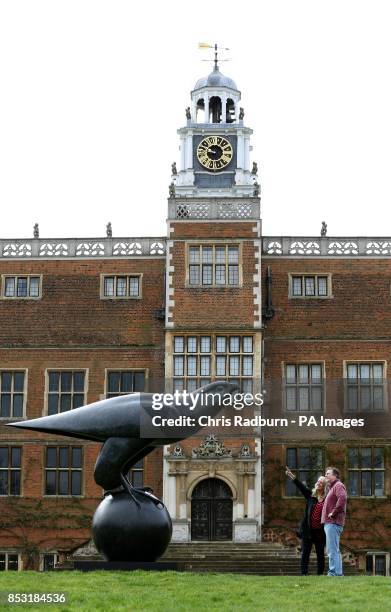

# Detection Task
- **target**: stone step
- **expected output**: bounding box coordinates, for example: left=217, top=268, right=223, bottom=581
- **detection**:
left=160, top=541, right=361, bottom=576
left=166, top=548, right=293, bottom=552
left=164, top=548, right=290, bottom=552
left=171, top=560, right=357, bottom=568
left=165, top=545, right=287, bottom=547
left=163, top=558, right=358, bottom=567
left=164, top=553, right=299, bottom=557
left=164, top=549, right=295, bottom=554
left=66, top=540, right=360, bottom=576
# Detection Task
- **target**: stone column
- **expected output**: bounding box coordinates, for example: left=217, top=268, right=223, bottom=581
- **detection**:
left=180, top=135, right=186, bottom=171
left=179, top=472, right=187, bottom=519
left=163, top=448, right=176, bottom=517
left=185, top=132, right=193, bottom=168
left=233, top=460, right=258, bottom=543
left=244, top=135, right=250, bottom=171
left=204, top=93, right=209, bottom=123
left=236, top=466, right=244, bottom=519
left=221, top=92, right=227, bottom=123
left=237, top=132, right=244, bottom=169
left=247, top=473, right=255, bottom=519
left=169, top=459, right=190, bottom=542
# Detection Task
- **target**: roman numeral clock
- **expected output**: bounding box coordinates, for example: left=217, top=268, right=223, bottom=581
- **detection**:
left=196, top=136, right=234, bottom=172
left=192, top=132, right=237, bottom=190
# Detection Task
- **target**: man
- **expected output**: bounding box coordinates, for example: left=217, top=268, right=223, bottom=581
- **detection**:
left=322, top=466, right=347, bottom=577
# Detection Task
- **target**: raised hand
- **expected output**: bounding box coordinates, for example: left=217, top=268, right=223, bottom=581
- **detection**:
left=285, top=466, right=295, bottom=480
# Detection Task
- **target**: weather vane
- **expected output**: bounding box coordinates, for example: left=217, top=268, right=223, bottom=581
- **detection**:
left=198, top=42, right=230, bottom=69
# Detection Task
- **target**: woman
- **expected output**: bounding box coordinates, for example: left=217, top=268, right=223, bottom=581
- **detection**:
left=285, top=466, right=327, bottom=575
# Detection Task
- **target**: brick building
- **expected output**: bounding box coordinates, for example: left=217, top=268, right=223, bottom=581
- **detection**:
left=0, top=59, right=390, bottom=575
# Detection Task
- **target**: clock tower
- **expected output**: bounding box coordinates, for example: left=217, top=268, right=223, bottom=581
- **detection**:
left=164, top=51, right=263, bottom=544
left=172, top=56, right=258, bottom=197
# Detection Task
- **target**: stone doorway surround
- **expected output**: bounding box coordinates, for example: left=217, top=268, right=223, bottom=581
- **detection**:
left=164, top=434, right=261, bottom=543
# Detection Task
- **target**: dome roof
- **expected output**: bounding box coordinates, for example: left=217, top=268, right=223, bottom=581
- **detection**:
left=193, top=66, right=238, bottom=91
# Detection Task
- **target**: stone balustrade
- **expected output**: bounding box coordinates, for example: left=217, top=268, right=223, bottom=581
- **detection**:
left=0, top=238, right=166, bottom=259
left=263, top=237, right=391, bottom=257
left=2, top=234, right=391, bottom=259
left=168, top=197, right=261, bottom=220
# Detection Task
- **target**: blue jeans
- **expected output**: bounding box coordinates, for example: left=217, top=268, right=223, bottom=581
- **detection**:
left=324, top=523, right=344, bottom=576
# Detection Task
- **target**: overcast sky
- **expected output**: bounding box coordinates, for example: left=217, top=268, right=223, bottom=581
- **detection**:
left=1, top=1, right=391, bottom=239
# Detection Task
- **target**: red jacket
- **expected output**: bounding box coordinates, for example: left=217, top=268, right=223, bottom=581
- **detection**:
left=321, top=480, right=347, bottom=526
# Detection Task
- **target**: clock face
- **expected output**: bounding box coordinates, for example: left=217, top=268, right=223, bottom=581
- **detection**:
left=197, top=136, right=233, bottom=172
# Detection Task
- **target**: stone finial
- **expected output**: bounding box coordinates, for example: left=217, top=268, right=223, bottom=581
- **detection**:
left=185, top=107, right=191, bottom=120
left=239, top=107, right=245, bottom=120
left=169, top=182, right=176, bottom=197
left=171, top=445, right=185, bottom=458
left=106, top=222, right=112, bottom=238
left=321, top=221, right=327, bottom=237
left=239, top=444, right=251, bottom=458
left=171, top=161, right=177, bottom=176
left=251, top=162, right=258, bottom=175
left=33, top=223, right=39, bottom=239
left=253, top=181, right=260, bottom=197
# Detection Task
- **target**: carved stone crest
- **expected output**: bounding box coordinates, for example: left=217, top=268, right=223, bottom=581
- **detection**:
left=192, top=434, right=232, bottom=458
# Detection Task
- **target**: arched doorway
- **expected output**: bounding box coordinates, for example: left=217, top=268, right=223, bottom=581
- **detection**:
left=191, top=478, right=233, bottom=541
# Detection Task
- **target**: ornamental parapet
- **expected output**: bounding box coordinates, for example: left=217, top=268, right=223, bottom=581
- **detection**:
left=0, top=237, right=166, bottom=259
left=3, top=234, right=391, bottom=259
left=262, top=237, right=391, bottom=257
left=168, top=197, right=260, bottom=220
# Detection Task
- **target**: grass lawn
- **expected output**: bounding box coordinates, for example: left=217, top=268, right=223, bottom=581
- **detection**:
left=0, top=571, right=389, bottom=611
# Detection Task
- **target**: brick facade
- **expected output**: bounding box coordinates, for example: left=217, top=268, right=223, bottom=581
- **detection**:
left=0, top=258, right=165, bottom=568
left=262, top=256, right=391, bottom=561
left=168, top=220, right=260, bottom=329
left=0, top=227, right=391, bottom=571
left=0, top=232, right=391, bottom=570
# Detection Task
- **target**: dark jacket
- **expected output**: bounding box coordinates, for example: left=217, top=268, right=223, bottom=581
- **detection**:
left=292, top=478, right=325, bottom=540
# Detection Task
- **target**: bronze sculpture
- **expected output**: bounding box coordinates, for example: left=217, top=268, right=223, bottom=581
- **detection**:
left=9, top=381, right=237, bottom=562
